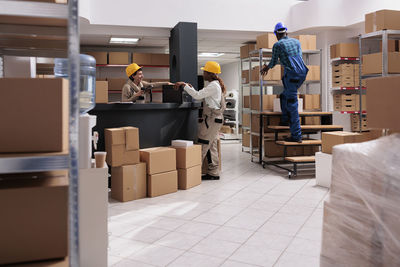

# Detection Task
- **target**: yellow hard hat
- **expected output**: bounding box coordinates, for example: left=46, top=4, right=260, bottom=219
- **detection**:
left=201, top=61, right=221, bottom=74
left=126, top=63, right=142, bottom=77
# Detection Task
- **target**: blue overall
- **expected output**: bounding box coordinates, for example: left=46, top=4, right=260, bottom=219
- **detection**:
left=280, top=55, right=308, bottom=141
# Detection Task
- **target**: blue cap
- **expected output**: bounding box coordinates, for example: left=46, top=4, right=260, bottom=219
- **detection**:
left=274, top=22, right=287, bottom=35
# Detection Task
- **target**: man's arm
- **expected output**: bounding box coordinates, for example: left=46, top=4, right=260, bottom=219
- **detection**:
left=261, top=43, right=280, bottom=75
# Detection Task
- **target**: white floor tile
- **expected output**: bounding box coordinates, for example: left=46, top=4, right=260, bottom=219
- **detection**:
left=258, top=221, right=302, bottom=237
left=113, top=258, right=154, bottom=267
left=246, top=232, right=293, bottom=251
left=128, top=244, right=185, bottom=266
left=285, top=237, right=322, bottom=258
left=108, top=237, right=148, bottom=258
left=208, top=203, right=246, bottom=217
left=229, top=244, right=282, bottom=267
left=154, top=231, right=204, bottom=250
left=220, top=260, right=260, bottom=267
left=207, top=226, right=254, bottom=244
left=193, top=211, right=234, bottom=225
left=175, top=221, right=219, bottom=237
left=108, top=255, right=123, bottom=266
left=146, top=217, right=188, bottom=231
left=279, top=204, right=315, bottom=217
left=295, top=226, right=323, bottom=242
left=190, top=237, right=242, bottom=259
left=168, top=251, right=225, bottom=267
left=274, top=251, right=319, bottom=267
left=249, top=199, right=284, bottom=212
left=268, top=212, right=309, bottom=227
left=122, top=226, right=170, bottom=244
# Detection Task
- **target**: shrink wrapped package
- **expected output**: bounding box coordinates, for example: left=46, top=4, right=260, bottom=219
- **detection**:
left=321, top=133, right=400, bottom=267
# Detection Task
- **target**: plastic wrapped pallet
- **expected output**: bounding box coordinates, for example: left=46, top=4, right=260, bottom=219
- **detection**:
left=320, top=133, right=400, bottom=267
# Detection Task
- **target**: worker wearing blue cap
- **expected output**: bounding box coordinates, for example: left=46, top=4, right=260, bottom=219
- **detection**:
left=261, top=22, right=308, bottom=143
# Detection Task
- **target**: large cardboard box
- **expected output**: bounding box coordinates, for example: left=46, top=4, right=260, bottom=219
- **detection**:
left=111, top=163, right=146, bottom=202
left=148, top=170, right=178, bottom=197
left=242, top=113, right=250, bottom=127
left=85, top=52, right=107, bottom=65
left=300, top=94, right=320, bottom=110
left=0, top=78, right=68, bottom=153
left=242, top=131, right=259, bottom=148
left=107, top=78, right=127, bottom=91
left=366, top=76, right=400, bottom=131
left=362, top=52, right=400, bottom=75
left=95, top=81, right=108, bottom=103
left=241, top=70, right=249, bottom=84
left=108, top=52, right=130, bottom=65
left=306, top=65, right=320, bottom=81
left=293, top=35, right=316, bottom=51
left=330, top=43, right=359, bottom=59
left=178, top=164, right=201, bottom=190
left=365, top=9, right=400, bottom=33
left=252, top=65, right=282, bottom=81
left=132, top=53, right=152, bottom=65
left=250, top=94, right=277, bottom=111
left=321, top=131, right=365, bottom=154
left=151, top=54, right=169, bottom=66
left=0, top=172, right=68, bottom=265
left=244, top=95, right=250, bottom=108
left=256, top=33, right=277, bottom=49
left=105, top=127, right=140, bottom=167
left=240, top=44, right=256, bottom=58
left=175, top=145, right=202, bottom=169
left=140, top=147, right=176, bottom=175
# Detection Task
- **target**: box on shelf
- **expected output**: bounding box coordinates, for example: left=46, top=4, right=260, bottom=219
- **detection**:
left=300, top=94, right=320, bottom=110
left=242, top=130, right=259, bottom=148
left=108, top=52, right=130, bottom=65
left=107, top=78, right=126, bottom=91
left=132, top=53, right=152, bottom=65
left=95, top=81, right=108, bottom=103
left=178, top=164, right=201, bottom=190
left=351, top=114, right=368, bottom=132
left=220, top=125, right=232, bottom=134
left=241, top=70, right=249, bottom=84
left=332, top=63, right=354, bottom=75
left=0, top=171, right=68, bottom=265
left=256, top=33, right=277, bottom=49
left=273, top=97, right=303, bottom=113
left=304, top=116, right=321, bottom=125
left=148, top=170, right=178, bottom=197
left=362, top=52, right=400, bottom=75
left=105, top=127, right=140, bottom=167
left=151, top=54, right=169, bottom=66
left=140, top=147, right=176, bottom=175
left=365, top=9, right=400, bottom=33
left=0, top=78, right=68, bottom=153
left=366, top=76, right=400, bottom=131
left=244, top=95, right=250, bottom=108
left=333, top=80, right=354, bottom=88
left=321, top=131, right=365, bottom=154
left=111, top=163, right=146, bottom=202
left=306, top=65, right=320, bottom=81
left=330, top=43, right=359, bottom=59
left=85, top=52, right=107, bottom=65
left=250, top=94, right=277, bottom=111
left=242, top=113, right=250, bottom=127
left=175, top=144, right=201, bottom=169
left=293, top=35, right=317, bottom=51
left=240, top=44, right=256, bottom=59
left=380, top=40, right=399, bottom=52
left=251, top=65, right=282, bottom=81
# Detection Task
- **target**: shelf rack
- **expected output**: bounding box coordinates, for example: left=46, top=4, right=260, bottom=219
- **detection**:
left=0, top=0, right=80, bottom=265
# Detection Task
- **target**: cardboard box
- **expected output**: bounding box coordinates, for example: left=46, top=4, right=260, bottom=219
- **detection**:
left=244, top=95, right=250, bottom=108
left=85, top=52, right=107, bottom=65
left=0, top=78, right=68, bottom=153
left=333, top=63, right=354, bottom=76
left=306, top=65, right=320, bottom=81
left=256, top=33, right=277, bottom=49
left=366, top=76, right=400, bottom=131
left=321, top=131, right=365, bottom=154
left=151, top=54, right=169, bottom=66
left=365, top=9, right=400, bottom=33
left=251, top=94, right=277, bottom=111
left=293, top=35, right=316, bottom=51
left=95, top=81, right=108, bottom=103
left=330, top=43, right=359, bottom=59
left=178, top=164, right=201, bottom=190
left=111, top=163, right=146, bottom=202
left=380, top=40, right=399, bottom=52
left=315, top=152, right=332, bottom=188
left=300, top=94, right=320, bottom=110
left=220, top=125, right=232, bottom=134
left=108, top=52, right=130, bottom=65
left=148, top=170, right=178, bottom=197
left=362, top=52, right=400, bottom=74
left=175, top=144, right=201, bottom=169
left=0, top=172, right=68, bottom=265
left=240, top=44, right=256, bottom=58
left=242, top=113, right=250, bottom=127
left=132, top=53, right=152, bottom=65
left=252, top=65, right=282, bottom=81
left=241, top=70, right=249, bottom=84
left=242, top=130, right=260, bottom=148
left=251, top=113, right=270, bottom=133
left=105, top=127, right=140, bottom=167
left=273, top=97, right=303, bottom=113
left=107, top=78, right=127, bottom=91
left=304, top=116, right=321, bottom=125
left=140, top=147, right=176, bottom=175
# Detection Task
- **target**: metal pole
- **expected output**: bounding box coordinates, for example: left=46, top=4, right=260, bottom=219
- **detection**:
left=382, top=30, right=388, bottom=76
left=358, top=35, right=363, bottom=133
left=68, top=0, right=80, bottom=265
left=249, top=56, right=253, bottom=160
left=259, top=48, right=263, bottom=164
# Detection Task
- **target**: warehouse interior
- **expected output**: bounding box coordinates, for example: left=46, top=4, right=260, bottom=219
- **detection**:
left=1, top=0, right=400, bottom=266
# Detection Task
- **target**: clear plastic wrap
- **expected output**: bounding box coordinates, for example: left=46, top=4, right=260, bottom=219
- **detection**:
left=321, top=133, right=400, bottom=267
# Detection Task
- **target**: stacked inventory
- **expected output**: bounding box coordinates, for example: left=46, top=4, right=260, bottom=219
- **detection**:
left=173, top=141, right=202, bottom=190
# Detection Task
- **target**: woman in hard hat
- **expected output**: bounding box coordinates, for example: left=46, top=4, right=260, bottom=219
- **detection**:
left=174, top=61, right=226, bottom=180
left=122, top=63, right=172, bottom=102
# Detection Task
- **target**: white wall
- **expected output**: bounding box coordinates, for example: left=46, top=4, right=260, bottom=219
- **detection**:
left=220, top=62, right=240, bottom=93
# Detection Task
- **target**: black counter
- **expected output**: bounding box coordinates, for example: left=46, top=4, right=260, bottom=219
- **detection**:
left=89, top=102, right=201, bottom=150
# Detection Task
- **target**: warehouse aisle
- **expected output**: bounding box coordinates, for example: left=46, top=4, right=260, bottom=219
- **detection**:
left=107, top=143, right=328, bottom=267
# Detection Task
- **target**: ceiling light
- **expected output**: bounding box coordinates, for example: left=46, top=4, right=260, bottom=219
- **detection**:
left=198, top=52, right=224, bottom=58
left=109, top=37, right=139, bottom=44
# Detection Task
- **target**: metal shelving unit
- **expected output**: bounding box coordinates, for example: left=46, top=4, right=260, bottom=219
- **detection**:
left=0, top=1, right=80, bottom=266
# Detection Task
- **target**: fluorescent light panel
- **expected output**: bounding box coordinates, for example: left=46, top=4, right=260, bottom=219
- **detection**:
left=110, top=37, right=139, bottom=44
left=198, top=52, right=224, bottom=57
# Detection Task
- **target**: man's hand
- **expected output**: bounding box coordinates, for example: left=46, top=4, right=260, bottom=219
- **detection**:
left=260, top=64, right=269, bottom=76
left=167, top=82, right=175, bottom=86
left=174, top=81, right=186, bottom=90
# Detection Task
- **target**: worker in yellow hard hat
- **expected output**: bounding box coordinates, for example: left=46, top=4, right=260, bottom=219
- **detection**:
left=122, top=63, right=173, bottom=102
left=174, top=61, right=226, bottom=180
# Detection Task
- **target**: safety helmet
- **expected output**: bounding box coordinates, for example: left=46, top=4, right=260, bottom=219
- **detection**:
left=201, top=61, right=221, bottom=74
left=274, top=22, right=287, bottom=35
left=126, top=63, right=142, bottom=77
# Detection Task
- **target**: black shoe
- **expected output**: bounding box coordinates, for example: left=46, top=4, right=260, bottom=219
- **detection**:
left=202, top=174, right=220, bottom=180
left=284, top=136, right=302, bottom=143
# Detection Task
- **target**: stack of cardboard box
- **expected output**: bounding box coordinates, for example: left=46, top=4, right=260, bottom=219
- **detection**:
left=350, top=114, right=368, bottom=132
left=95, top=80, right=109, bottom=103
left=173, top=143, right=202, bottom=190
left=333, top=93, right=366, bottom=112
left=240, top=43, right=256, bottom=58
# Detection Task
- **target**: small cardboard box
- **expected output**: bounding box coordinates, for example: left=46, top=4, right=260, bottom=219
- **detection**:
left=256, top=33, right=277, bottom=49
left=362, top=52, right=400, bottom=75
left=148, top=170, right=178, bottom=197
left=306, top=65, right=320, bottom=81
left=293, top=35, right=316, bottom=51
left=111, top=163, right=147, bottom=202
left=252, top=65, right=282, bottom=81
left=330, top=43, right=359, bottom=59
left=140, top=147, right=176, bottom=175
left=220, top=125, right=232, bottom=134
left=132, top=53, right=152, bottom=65
left=242, top=113, right=250, bottom=127
left=241, top=70, right=249, bottom=84
left=321, top=131, right=365, bottom=154
left=365, top=9, right=400, bottom=33
left=178, top=164, right=201, bottom=190
left=95, top=81, right=108, bottom=103
left=366, top=76, right=400, bottom=131
left=105, top=127, right=140, bottom=167
left=333, top=63, right=354, bottom=76
left=0, top=171, right=68, bottom=265
left=108, top=52, right=130, bottom=65
left=242, top=131, right=259, bottom=148
left=107, top=78, right=127, bottom=91
left=244, top=95, right=250, bottom=108
left=151, top=54, right=169, bottom=66
left=175, top=144, right=202, bottom=169
left=250, top=94, right=277, bottom=111
left=240, top=44, right=256, bottom=58
left=0, top=78, right=68, bottom=153
left=85, top=51, right=107, bottom=65
left=300, top=94, right=320, bottom=110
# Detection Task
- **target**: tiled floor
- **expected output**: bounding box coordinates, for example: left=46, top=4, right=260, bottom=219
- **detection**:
left=108, top=142, right=328, bottom=267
